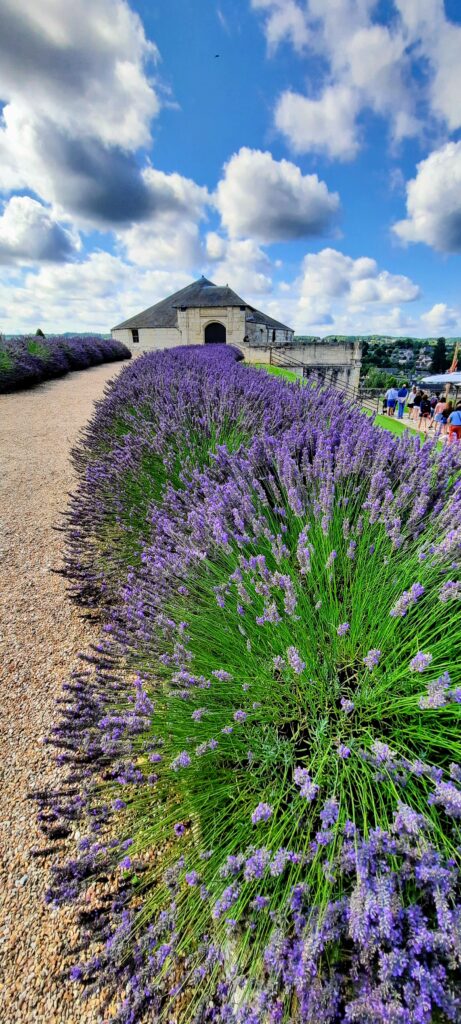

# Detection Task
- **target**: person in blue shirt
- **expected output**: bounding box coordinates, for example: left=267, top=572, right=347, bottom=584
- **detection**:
left=397, top=384, right=408, bottom=420
left=448, top=403, right=461, bottom=442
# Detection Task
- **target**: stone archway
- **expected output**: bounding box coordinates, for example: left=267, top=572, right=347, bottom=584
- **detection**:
left=204, top=322, right=226, bottom=344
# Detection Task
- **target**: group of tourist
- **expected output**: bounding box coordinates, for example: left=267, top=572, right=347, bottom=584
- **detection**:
left=384, top=384, right=461, bottom=440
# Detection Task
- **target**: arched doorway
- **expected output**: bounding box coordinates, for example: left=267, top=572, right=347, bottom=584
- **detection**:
left=204, top=322, right=226, bottom=344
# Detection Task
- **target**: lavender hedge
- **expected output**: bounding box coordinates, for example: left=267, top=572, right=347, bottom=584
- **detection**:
left=44, top=346, right=461, bottom=1023
left=0, top=335, right=131, bottom=393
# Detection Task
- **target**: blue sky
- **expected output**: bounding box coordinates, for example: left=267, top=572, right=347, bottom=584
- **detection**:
left=1, top=0, right=461, bottom=336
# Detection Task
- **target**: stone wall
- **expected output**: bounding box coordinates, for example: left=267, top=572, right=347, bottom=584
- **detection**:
left=176, top=305, right=246, bottom=346
left=240, top=340, right=362, bottom=392
left=111, top=327, right=181, bottom=351
left=112, top=306, right=247, bottom=352
left=244, top=320, right=293, bottom=346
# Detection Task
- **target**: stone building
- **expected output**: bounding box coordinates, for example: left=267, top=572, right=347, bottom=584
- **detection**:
left=112, top=276, right=362, bottom=390
left=111, top=276, right=293, bottom=351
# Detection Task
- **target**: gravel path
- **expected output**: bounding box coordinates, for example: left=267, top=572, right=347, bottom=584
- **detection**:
left=0, top=363, right=125, bottom=1023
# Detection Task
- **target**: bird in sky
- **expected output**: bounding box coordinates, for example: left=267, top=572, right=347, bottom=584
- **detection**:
left=215, top=54, right=220, bottom=57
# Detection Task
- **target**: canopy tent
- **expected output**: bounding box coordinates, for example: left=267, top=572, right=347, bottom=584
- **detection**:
left=419, top=372, right=461, bottom=387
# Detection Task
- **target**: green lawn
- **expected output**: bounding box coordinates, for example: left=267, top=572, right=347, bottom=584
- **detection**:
left=252, top=362, right=301, bottom=383
left=250, top=363, right=429, bottom=440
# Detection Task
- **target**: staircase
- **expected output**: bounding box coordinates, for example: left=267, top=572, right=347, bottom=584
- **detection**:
left=268, top=348, right=380, bottom=417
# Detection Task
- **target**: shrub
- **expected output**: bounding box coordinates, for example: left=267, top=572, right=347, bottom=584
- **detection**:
left=46, top=348, right=461, bottom=1024
left=0, top=335, right=131, bottom=393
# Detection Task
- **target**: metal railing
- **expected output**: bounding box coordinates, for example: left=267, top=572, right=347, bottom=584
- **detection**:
left=268, top=349, right=380, bottom=416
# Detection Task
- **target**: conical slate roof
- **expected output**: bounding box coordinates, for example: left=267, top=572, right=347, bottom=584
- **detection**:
left=112, top=277, right=249, bottom=331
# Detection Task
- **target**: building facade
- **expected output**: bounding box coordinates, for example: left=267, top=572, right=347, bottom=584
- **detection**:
left=112, top=276, right=362, bottom=390
left=111, top=277, right=293, bottom=352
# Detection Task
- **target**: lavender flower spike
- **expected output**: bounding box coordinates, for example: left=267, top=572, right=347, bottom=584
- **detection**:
left=409, top=651, right=433, bottom=673
left=251, top=802, right=273, bottom=824
left=337, top=622, right=350, bottom=637
left=363, top=648, right=381, bottom=670
left=170, top=751, right=191, bottom=771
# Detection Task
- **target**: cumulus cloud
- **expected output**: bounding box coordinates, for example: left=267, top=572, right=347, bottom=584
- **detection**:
left=394, top=142, right=461, bottom=252
left=275, top=247, right=420, bottom=333
left=299, top=248, right=419, bottom=304
left=0, top=252, right=192, bottom=333
left=420, top=302, right=459, bottom=332
left=251, top=0, right=310, bottom=53
left=0, top=196, right=79, bottom=264
left=253, top=0, right=419, bottom=159
left=396, top=0, right=461, bottom=133
left=118, top=170, right=210, bottom=266
left=275, top=85, right=361, bottom=161
left=0, top=0, right=159, bottom=150
left=253, top=0, right=461, bottom=160
left=205, top=233, right=273, bottom=294
left=0, top=0, right=162, bottom=229
left=216, top=148, right=340, bottom=242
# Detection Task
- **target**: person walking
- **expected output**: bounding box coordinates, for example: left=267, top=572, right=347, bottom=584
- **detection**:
left=385, top=384, right=399, bottom=416
left=397, top=383, right=408, bottom=420
left=447, top=403, right=461, bottom=443
left=406, top=385, right=417, bottom=420
left=411, top=389, right=423, bottom=422
left=418, top=393, right=432, bottom=433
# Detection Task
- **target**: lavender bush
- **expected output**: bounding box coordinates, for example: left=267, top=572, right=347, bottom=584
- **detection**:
left=45, top=347, right=461, bottom=1023
left=0, top=335, right=131, bottom=393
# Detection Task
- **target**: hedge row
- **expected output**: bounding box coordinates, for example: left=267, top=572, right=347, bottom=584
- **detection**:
left=43, top=346, right=461, bottom=1024
left=0, top=335, right=131, bottom=393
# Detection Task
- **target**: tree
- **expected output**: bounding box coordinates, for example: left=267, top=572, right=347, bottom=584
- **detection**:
left=430, top=337, right=448, bottom=373
left=362, top=367, right=400, bottom=389
left=35, top=327, right=46, bottom=338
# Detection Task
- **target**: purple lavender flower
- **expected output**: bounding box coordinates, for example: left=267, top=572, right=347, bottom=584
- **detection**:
left=212, top=884, right=240, bottom=919
left=185, top=871, right=200, bottom=886
left=286, top=646, right=305, bottom=674
left=191, top=708, right=206, bottom=721
left=170, top=751, right=191, bottom=771
left=119, top=856, right=132, bottom=871
left=173, top=822, right=185, bottom=837
left=363, top=648, right=381, bottom=670
left=251, top=802, right=273, bottom=824
left=325, top=550, right=337, bottom=569
left=233, top=709, right=247, bottom=723
left=320, top=797, right=339, bottom=827
left=293, top=767, right=319, bottom=801
left=419, top=672, right=451, bottom=709
left=337, top=622, right=350, bottom=637
left=409, top=651, right=433, bottom=673
left=390, top=582, right=425, bottom=617
left=340, top=697, right=354, bottom=714
left=337, top=744, right=351, bottom=759
left=439, top=580, right=461, bottom=602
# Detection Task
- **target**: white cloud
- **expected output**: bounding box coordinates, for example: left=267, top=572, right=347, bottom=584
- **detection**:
left=0, top=252, right=192, bottom=333
left=216, top=147, right=340, bottom=242
left=0, top=196, right=79, bottom=264
left=394, top=142, right=461, bottom=252
left=396, top=0, right=461, bottom=133
left=0, top=0, right=162, bottom=229
left=118, top=169, right=210, bottom=267
left=0, top=0, right=159, bottom=150
left=275, top=85, right=361, bottom=161
left=268, top=247, right=420, bottom=333
left=254, top=0, right=461, bottom=160
left=251, top=0, right=310, bottom=53
left=205, top=233, right=273, bottom=294
left=254, top=1, right=419, bottom=159
left=421, top=302, right=459, bottom=332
